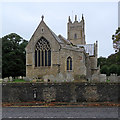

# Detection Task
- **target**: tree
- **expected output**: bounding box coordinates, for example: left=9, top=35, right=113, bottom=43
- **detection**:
left=100, top=65, right=109, bottom=76
left=107, top=53, right=117, bottom=66
left=117, top=65, right=120, bottom=76
left=112, top=27, right=120, bottom=52
left=98, top=28, right=120, bottom=76
left=2, top=33, right=28, bottom=78
left=19, top=40, right=28, bottom=77
left=116, top=51, right=120, bottom=65
left=97, top=57, right=107, bottom=67
left=109, top=64, right=118, bottom=75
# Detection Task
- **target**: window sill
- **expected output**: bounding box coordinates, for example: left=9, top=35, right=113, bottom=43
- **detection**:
left=34, top=66, right=51, bottom=69
left=26, top=64, right=32, bottom=66
left=66, top=70, right=73, bottom=72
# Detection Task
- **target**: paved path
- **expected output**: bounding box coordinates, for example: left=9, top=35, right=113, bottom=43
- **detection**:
left=2, top=107, right=119, bottom=118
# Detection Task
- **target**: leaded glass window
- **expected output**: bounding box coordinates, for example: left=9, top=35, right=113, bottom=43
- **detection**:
left=35, top=50, right=37, bottom=67
left=67, top=57, right=72, bottom=70
left=38, top=50, right=40, bottom=66
left=74, top=33, right=77, bottom=39
left=35, top=37, right=51, bottom=67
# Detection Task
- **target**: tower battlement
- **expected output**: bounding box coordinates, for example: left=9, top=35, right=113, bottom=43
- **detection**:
left=67, top=15, right=86, bottom=45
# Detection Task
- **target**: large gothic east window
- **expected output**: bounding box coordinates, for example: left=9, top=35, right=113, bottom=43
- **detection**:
left=35, top=37, right=51, bottom=67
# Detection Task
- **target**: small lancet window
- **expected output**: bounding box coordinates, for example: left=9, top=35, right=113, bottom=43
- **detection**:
left=67, top=57, right=72, bottom=71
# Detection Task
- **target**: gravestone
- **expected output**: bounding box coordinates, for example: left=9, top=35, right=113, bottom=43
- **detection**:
left=9, top=76, right=13, bottom=82
left=18, top=76, right=22, bottom=79
left=99, top=74, right=106, bottom=82
left=24, top=77, right=30, bottom=81
left=3, top=78, right=9, bottom=82
left=0, top=79, right=3, bottom=82
left=91, top=74, right=99, bottom=82
left=108, top=74, right=118, bottom=83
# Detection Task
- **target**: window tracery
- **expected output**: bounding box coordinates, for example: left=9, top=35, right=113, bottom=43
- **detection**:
left=35, top=37, right=51, bottom=67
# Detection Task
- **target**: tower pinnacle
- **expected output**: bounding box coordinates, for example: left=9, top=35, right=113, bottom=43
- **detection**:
left=82, top=14, right=84, bottom=20
left=75, top=15, right=77, bottom=21
left=68, top=16, right=72, bottom=23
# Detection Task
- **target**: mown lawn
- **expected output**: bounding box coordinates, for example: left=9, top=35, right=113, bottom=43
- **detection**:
left=9, top=79, right=26, bottom=83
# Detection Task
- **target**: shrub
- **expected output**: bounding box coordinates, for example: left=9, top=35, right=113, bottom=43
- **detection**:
left=100, top=65, right=109, bottom=76
left=117, top=65, right=120, bottom=76
left=109, top=64, right=118, bottom=75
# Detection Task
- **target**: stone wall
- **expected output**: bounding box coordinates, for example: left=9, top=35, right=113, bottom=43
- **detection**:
left=91, top=74, right=120, bottom=83
left=2, top=83, right=120, bottom=103
left=108, top=74, right=120, bottom=83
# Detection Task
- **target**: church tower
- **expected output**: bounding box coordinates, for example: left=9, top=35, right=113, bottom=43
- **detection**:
left=67, top=14, right=86, bottom=45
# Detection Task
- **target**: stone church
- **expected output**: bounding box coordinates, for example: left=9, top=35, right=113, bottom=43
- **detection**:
left=26, top=15, right=99, bottom=82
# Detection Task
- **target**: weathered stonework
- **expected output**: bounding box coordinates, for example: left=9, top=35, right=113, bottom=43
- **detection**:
left=84, top=86, right=99, bottom=102
left=2, top=83, right=120, bottom=103
left=25, top=15, right=99, bottom=82
left=43, top=87, right=56, bottom=102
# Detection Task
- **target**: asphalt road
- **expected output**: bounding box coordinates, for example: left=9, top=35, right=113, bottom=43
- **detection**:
left=2, top=107, right=119, bottom=118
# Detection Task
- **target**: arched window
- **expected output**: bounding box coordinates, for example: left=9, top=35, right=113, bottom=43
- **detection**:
left=74, top=33, right=77, bottom=39
left=67, top=57, right=72, bottom=70
left=35, top=37, right=51, bottom=67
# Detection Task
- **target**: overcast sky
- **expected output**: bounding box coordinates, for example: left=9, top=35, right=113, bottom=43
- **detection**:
left=1, top=2, right=118, bottom=57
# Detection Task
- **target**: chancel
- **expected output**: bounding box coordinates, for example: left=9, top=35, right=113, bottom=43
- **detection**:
left=25, top=15, right=99, bottom=82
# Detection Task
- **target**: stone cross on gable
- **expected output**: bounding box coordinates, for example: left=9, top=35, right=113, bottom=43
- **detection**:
left=42, top=15, right=44, bottom=21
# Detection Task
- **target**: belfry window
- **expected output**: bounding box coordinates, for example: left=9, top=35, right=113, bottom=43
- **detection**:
left=74, top=33, right=77, bottom=39
left=35, top=37, right=51, bottom=67
left=67, top=57, right=72, bottom=70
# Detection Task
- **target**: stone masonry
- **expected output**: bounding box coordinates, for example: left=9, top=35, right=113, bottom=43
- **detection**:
left=25, top=15, right=99, bottom=82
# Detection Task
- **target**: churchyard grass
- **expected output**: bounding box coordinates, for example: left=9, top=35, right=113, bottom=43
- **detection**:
left=9, top=79, right=26, bottom=83
left=106, top=79, right=110, bottom=82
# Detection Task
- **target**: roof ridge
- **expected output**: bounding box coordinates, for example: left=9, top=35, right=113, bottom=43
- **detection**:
left=58, top=34, right=71, bottom=44
left=48, top=28, right=64, bottom=44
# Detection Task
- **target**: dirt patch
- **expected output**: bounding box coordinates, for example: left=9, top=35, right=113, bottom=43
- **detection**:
left=2, top=101, right=120, bottom=107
